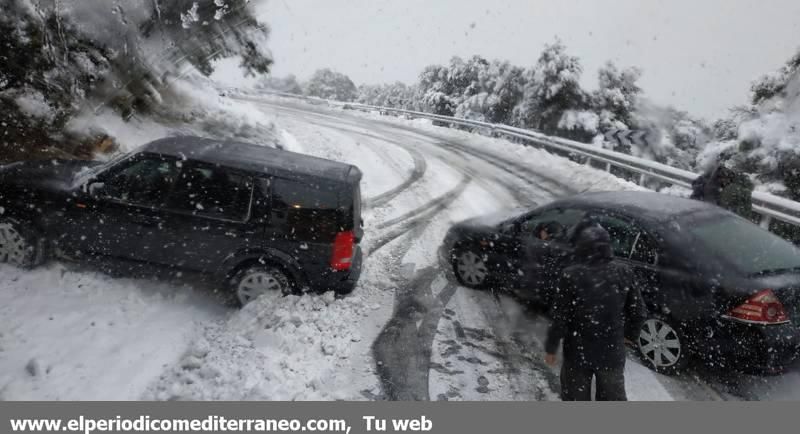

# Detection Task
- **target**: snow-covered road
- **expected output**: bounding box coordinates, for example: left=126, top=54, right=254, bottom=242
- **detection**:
left=235, top=97, right=685, bottom=401
left=2, top=92, right=798, bottom=401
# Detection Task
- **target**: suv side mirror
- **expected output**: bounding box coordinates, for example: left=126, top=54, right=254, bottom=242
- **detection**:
left=88, top=181, right=107, bottom=198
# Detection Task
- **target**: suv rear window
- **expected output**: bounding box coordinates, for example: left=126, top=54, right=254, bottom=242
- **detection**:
left=272, top=178, right=340, bottom=241
left=689, top=215, right=800, bottom=275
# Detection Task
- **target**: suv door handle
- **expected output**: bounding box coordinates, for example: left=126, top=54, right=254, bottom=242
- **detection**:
left=132, top=215, right=159, bottom=227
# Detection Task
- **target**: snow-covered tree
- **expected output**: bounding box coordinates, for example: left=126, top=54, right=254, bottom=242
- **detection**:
left=1, top=0, right=273, bottom=161
left=357, top=82, right=419, bottom=110
left=453, top=60, right=526, bottom=124
left=750, top=51, right=800, bottom=106
left=593, top=61, right=643, bottom=130
left=141, top=0, right=273, bottom=77
left=513, top=39, right=588, bottom=135
left=259, top=75, right=303, bottom=94
left=699, top=48, right=800, bottom=204
left=418, top=64, right=455, bottom=116
left=304, top=69, right=358, bottom=101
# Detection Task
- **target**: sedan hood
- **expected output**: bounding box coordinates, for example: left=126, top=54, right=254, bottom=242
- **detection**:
left=0, top=159, right=101, bottom=191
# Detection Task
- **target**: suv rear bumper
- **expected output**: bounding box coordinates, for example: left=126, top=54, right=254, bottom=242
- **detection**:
left=308, top=245, right=363, bottom=294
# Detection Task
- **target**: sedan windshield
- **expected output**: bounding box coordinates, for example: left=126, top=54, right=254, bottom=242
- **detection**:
left=689, top=215, right=800, bottom=275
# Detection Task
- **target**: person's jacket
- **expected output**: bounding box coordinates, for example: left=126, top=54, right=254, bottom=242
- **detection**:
left=545, top=227, right=646, bottom=370
left=692, top=165, right=754, bottom=219
left=718, top=172, right=754, bottom=219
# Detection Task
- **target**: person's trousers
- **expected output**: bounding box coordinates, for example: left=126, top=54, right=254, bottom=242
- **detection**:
left=560, top=361, right=627, bottom=401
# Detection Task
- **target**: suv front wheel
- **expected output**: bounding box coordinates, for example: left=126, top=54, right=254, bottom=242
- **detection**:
left=0, top=218, right=41, bottom=268
left=230, top=265, right=293, bottom=307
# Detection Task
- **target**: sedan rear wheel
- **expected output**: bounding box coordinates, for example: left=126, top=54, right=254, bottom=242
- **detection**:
left=637, top=317, right=688, bottom=375
left=455, top=250, right=488, bottom=288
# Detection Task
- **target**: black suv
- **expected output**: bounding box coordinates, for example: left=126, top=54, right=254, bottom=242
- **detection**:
left=0, top=136, right=363, bottom=305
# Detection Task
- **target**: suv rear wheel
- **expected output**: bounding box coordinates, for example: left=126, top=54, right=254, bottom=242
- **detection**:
left=230, top=266, right=292, bottom=307
left=0, top=218, right=41, bottom=268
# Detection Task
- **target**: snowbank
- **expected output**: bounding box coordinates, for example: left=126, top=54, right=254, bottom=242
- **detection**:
left=0, top=263, right=225, bottom=400
left=146, top=290, right=387, bottom=401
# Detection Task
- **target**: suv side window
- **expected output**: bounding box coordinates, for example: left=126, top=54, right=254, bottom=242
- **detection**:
left=520, top=208, right=585, bottom=241
left=167, top=163, right=254, bottom=222
left=103, top=154, right=179, bottom=208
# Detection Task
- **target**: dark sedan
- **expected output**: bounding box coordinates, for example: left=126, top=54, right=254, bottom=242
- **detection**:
left=441, top=191, right=800, bottom=375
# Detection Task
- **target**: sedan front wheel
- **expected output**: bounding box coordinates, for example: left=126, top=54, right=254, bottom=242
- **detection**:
left=454, top=250, right=489, bottom=288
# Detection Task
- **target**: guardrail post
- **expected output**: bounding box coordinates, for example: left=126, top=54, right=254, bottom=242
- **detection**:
left=605, top=162, right=611, bottom=172
left=760, top=215, right=773, bottom=230
left=638, top=173, right=647, bottom=185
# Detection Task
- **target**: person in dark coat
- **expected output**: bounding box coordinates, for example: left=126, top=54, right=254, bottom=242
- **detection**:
left=521, top=221, right=567, bottom=299
left=544, top=225, right=646, bottom=401
left=567, top=215, right=601, bottom=247
left=691, top=162, right=754, bottom=219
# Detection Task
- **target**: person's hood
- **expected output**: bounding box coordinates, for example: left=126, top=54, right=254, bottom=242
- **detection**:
left=574, top=225, right=614, bottom=264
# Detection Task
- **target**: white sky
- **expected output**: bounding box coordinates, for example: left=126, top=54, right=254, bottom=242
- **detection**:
left=221, top=0, right=800, bottom=120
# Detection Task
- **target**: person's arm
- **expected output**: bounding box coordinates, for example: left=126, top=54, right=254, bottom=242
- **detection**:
left=545, top=270, right=575, bottom=363
left=624, top=279, right=647, bottom=339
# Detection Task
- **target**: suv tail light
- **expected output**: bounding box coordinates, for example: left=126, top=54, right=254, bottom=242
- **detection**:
left=725, top=289, right=789, bottom=325
left=330, top=230, right=355, bottom=271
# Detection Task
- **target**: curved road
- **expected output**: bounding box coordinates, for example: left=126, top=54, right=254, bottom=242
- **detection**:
left=246, top=95, right=798, bottom=402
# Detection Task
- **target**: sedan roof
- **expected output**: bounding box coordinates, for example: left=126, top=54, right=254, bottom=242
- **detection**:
left=558, top=190, right=721, bottom=222
left=141, top=136, right=361, bottom=184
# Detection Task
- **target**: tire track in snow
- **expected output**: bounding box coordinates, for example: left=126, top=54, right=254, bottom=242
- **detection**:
left=345, top=115, right=576, bottom=198
left=247, top=98, right=541, bottom=211
left=290, top=114, right=539, bottom=217
left=291, top=117, right=429, bottom=209
left=314, top=116, right=566, bottom=207
left=367, top=176, right=471, bottom=256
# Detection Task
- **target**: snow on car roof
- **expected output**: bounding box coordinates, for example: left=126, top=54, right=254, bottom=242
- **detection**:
left=141, top=136, right=360, bottom=184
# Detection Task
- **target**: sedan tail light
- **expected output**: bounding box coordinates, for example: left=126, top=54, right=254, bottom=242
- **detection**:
left=724, top=289, right=789, bottom=325
left=330, top=230, right=355, bottom=271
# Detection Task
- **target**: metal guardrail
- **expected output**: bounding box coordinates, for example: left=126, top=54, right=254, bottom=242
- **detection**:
left=239, top=88, right=800, bottom=229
